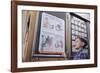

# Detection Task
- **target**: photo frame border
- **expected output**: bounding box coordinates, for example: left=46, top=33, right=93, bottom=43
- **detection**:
left=11, top=1, right=97, bottom=72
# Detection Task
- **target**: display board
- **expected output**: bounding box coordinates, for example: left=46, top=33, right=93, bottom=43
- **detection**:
left=38, top=12, right=65, bottom=55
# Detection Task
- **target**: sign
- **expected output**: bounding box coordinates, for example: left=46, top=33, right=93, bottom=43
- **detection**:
left=38, top=12, right=65, bottom=55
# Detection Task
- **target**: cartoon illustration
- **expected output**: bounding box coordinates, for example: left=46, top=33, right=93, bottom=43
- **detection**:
left=41, top=34, right=53, bottom=51
left=43, top=17, right=49, bottom=28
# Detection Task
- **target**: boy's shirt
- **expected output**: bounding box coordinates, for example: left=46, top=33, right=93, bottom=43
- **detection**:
left=72, top=48, right=89, bottom=60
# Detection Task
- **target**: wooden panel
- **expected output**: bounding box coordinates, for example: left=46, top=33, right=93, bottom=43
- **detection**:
left=22, top=11, right=28, bottom=61
left=39, top=58, right=64, bottom=61
left=65, top=13, right=72, bottom=58
left=22, top=11, right=38, bottom=62
left=31, top=58, right=39, bottom=62
left=31, top=58, right=64, bottom=61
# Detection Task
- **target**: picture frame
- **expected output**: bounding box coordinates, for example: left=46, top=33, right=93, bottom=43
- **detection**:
left=11, top=1, right=97, bottom=72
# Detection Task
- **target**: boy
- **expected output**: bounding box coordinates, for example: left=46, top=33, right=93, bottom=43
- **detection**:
left=71, top=36, right=89, bottom=60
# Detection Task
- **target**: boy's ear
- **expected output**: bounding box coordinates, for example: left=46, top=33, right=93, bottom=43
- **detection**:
left=81, top=42, right=85, bottom=47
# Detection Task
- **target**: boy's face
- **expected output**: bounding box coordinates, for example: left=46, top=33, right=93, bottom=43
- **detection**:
left=74, top=38, right=84, bottom=49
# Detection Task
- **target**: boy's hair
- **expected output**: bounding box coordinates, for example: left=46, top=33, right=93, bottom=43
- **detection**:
left=76, top=36, right=88, bottom=48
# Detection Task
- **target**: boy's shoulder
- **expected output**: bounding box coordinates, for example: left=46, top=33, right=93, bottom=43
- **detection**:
left=81, top=49, right=88, bottom=54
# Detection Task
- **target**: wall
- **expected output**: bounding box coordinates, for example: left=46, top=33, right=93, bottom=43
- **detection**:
left=0, top=0, right=99, bottom=73
left=75, top=13, right=90, bottom=20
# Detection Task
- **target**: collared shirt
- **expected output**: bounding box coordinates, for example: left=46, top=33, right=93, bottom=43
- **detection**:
left=72, top=48, right=89, bottom=60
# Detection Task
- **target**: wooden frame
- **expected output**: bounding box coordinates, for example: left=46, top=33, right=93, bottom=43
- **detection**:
left=11, top=1, right=97, bottom=72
